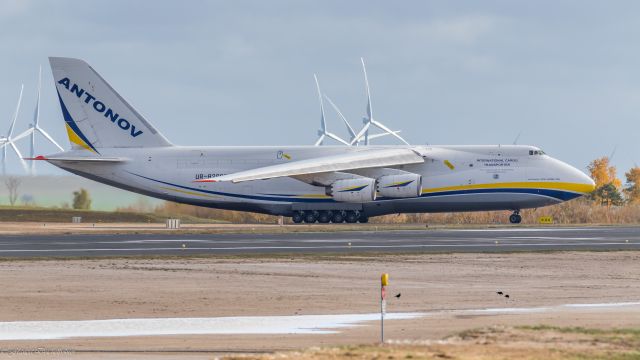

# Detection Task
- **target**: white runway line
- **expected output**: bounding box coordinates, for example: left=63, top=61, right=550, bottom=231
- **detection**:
left=0, top=242, right=636, bottom=253
left=0, top=313, right=422, bottom=340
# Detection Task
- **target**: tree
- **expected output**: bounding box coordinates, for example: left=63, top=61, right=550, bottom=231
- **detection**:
left=587, top=157, right=622, bottom=205
left=587, top=157, right=621, bottom=189
left=624, top=166, right=640, bottom=204
left=592, top=183, right=624, bottom=206
left=72, top=188, right=92, bottom=210
left=4, top=177, right=21, bottom=206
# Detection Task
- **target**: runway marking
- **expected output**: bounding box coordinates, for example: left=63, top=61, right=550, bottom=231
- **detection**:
left=444, top=228, right=599, bottom=232
left=0, top=241, right=636, bottom=253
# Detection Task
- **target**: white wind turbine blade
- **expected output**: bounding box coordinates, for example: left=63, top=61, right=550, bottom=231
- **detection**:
left=325, top=131, right=351, bottom=146
left=37, top=128, right=64, bottom=151
left=8, top=84, right=24, bottom=138
left=361, top=58, right=373, bottom=145
left=314, top=74, right=326, bottom=133
left=313, top=74, right=327, bottom=146
left=9, top=141, right=28, bottom=172
left=323, top=95, right=356, bottom=140
left=350, top=121, right=371, bottom=145
left=31, top=66, right=42, bottom=173
left=371, top=118, right=410, bottom=145
left=368, top=130, right=402, bottom=140
left=313, top=74, right=348, bottom=146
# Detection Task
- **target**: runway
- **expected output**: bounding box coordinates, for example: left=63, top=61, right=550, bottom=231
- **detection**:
left=0, top=226, right=638, bottom=257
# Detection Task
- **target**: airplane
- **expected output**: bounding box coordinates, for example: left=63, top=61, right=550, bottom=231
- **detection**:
left=32, top=57, right=595, bottom=224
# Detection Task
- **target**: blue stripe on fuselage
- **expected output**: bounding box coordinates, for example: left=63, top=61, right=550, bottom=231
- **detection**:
left=127, top=172, right=582, bottom=203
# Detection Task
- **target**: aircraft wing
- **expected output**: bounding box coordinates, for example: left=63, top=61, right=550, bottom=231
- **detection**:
left=196, top=148, right=424, bottom=183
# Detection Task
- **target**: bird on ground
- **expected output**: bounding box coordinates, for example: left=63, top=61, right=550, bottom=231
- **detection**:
left=496, top=291, right=503, bottom=295
left=395, top=293, right=401, bottom=299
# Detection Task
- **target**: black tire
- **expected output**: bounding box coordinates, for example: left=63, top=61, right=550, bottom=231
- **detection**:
left=292, top=212, right=303, bottom=224
left=345, top=211, right=359, bottom=223
left=317, top=211, right=331, bottom=223
left=331, top=212, right=345, bottom=223
left=359, top=216, right=369, bottom=223
left=304, top=211, right=317, bottom=223
left=509, top=214, right=521, bottom=224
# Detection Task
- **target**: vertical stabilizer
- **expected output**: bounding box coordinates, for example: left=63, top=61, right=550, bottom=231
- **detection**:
left=49, top=57, right=172, bottom=152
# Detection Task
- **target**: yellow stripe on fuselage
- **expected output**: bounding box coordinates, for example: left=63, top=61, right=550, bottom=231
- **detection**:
left=159, top=186, right=220, bottom=198
left=422, top=181, right=595, bottom=195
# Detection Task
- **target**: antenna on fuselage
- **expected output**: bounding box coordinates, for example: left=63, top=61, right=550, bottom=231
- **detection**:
left=313, top=74, right=349, bottom=146
left=350, top=58, right=409, bottom=146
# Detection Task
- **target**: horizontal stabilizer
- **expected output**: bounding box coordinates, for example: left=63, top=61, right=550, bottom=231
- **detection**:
left=26, top=155, right=127, bottom=162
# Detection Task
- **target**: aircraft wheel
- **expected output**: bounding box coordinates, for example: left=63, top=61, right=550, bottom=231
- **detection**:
left=292, top=212, right=303, bottom=224
left=509, top=213, right=522, bottom=224
left=358, top=215, right=369, bottom=223
left=304, top=211, right=318, bottom=223
left=317, top=211, right=331, bottom=223
left=345, top=211, right=359, bottom=223
left=331, top=211, right=345, bottom=223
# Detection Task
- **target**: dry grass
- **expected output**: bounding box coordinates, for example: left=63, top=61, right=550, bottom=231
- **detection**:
left=225, top=326, right=640, bottom=360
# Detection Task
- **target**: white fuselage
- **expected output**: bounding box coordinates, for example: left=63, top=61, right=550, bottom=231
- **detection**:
left=47, top=144, right=595, bottom=217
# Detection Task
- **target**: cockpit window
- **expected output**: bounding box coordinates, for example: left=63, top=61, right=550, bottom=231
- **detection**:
left=529, top=150, right=546, bottom=156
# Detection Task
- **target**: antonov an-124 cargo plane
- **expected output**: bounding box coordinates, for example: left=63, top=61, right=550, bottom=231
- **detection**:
left=35, top=57, right=595, bottom=224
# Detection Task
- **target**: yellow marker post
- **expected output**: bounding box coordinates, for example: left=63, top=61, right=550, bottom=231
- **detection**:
left=381, top=273, right=389, bottom=343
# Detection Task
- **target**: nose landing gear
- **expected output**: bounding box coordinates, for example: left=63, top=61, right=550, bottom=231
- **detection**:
left=509, top=211, right=522, bottom=224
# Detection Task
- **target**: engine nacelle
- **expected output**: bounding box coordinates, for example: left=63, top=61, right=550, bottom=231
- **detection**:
left=377, top=174, right=422, bottom=198
left=328, top=178, right=377, bottom=203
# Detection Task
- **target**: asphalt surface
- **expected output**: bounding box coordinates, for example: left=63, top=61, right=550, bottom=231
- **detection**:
left=0, top=226, right=638, bottom=257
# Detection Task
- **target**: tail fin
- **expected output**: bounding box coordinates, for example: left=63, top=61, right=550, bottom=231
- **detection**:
left=49, top=57, right=171, bottom=153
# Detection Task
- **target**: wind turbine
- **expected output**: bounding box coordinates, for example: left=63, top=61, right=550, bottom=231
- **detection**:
left=313, top=74, right=350, bottom=146
left=13, top=66, right=64, bottom=174
left=350, top=58, right=409, bottom=146
left=1, top=84, right=29, bottom=174
left=323, top=94, right=402, bottom=146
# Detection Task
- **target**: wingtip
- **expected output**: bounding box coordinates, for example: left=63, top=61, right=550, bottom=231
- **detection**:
left=24, top=155, right=47, bottom=161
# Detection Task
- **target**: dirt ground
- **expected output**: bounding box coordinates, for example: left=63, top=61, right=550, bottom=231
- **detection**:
left=0, top=251, right=638, bottom=359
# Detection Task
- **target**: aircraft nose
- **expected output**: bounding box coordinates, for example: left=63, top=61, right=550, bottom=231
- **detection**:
left=580, top=172, right=596, bottom=193
left=570, top=165, right=595, bottom=194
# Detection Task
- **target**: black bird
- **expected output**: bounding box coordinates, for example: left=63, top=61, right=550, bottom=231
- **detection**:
left=505, top=294, right=510, bottom=299
left=496, top=291, right=503, bottom=295
left=395, top=293, right=401, bottom=299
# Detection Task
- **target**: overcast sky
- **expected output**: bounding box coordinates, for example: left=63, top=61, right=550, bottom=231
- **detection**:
left=0, top=1, right=639, bottom=177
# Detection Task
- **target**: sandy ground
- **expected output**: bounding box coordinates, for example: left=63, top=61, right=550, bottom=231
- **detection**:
left=0, top=252, right=638, bottom=359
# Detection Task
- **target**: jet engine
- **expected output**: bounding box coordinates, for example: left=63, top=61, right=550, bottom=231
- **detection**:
left=377, top=173, right=422, bottom=198
left=328, top=178, right=377, bottom=202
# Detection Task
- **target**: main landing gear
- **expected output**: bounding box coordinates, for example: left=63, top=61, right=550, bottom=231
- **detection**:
left=509, top=210, right=522, bottom=224
left=291, top=210, right=368, bottom=224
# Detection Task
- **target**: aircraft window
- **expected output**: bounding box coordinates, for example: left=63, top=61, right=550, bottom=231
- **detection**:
left=529, top=150, right=534, bottom=155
